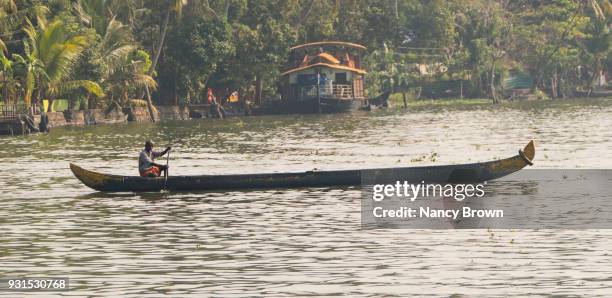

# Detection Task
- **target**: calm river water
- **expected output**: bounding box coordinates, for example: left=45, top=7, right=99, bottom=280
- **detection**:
left=1, top=98, right=612, bottom=296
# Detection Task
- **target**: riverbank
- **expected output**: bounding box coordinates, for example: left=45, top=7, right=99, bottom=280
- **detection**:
left=0, top=106, right=193, bottom=136
left=2, top=96, right=611, bottom=137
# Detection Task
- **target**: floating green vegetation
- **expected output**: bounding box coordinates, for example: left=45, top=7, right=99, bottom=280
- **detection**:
left=389, top=95, right=491, bottom=107
left=386, top=93, right=612, bottom=111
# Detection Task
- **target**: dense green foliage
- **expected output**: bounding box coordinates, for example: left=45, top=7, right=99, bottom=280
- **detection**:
left=0, top=0, right=610, bottom=115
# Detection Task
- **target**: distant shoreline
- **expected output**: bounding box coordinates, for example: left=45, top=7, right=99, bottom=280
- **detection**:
left=2, top=96, right=611, bottom=137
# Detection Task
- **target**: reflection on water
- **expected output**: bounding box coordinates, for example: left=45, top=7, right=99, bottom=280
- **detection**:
left=1, top=98, right=612, bottom=296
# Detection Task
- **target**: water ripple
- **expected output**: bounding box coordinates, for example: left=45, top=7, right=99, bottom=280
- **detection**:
left=1, top=99, right=611, bottom=296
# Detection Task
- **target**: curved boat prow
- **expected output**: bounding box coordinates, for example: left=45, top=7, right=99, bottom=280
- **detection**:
left=520, top=140, right=535, bottom=165
left=478, top=140, right=535, bottom=182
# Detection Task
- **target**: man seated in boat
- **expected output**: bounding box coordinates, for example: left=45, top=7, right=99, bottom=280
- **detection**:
left=139, top=140, right=171, bottom=177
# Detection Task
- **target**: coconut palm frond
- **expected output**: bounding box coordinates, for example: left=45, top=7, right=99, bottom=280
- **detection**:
left=588, top=0, right=606, bottom=19
left=0, top=0, right=17, bottom=13
left=128, top=98, right=148, bottom=107
left=105, top=59, right=156, bottom=87
left=53, top=80, right=103, bottom=97
left=97, top=18, right=136, bottom=76
left=600, top=0, right=612, bottom=17
left=0, top=51, right=10, bottom=69
left=124, top=98, right=158, bottom=114
left=0, top=38, right=6, bottom=54
left=130, top=73, right=157, bottom=90
left=10, top=52, right=24, bottom=64
left=100, top=18, right=133, bottom=49
left=34, top=22, right=88, bottom=85
left=0, top=4, right=48, bottom=32
left=73, top=0, right=109, bottom=34
left=11, top=39, right=46, bottom=108
left=72, top=0, right=93, bottom=27
left=18, top=18, right=91, bottom=108
left=99, top=44, right=135, bottom=75
left=98, top=18, right=136, bottom=77
left=12, top=52, right=38, bottom=107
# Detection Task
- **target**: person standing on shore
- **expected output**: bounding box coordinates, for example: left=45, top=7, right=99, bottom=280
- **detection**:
left=207, top=88, right=215, bottom=104
left=139, top=140, right=171, bottom=177
left=207, top=88, right=224, bottom=119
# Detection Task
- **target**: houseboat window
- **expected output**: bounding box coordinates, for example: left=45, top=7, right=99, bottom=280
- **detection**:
left=297, top=74, right=317, bottom=85
left=335, top=73, right=347, bottom=84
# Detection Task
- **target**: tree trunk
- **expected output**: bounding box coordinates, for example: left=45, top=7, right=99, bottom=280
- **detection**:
left=478, top=74, right=484, bottom=97
left=393, top=0, right=399, bottom=43
left=551, top=69, right=558, bottom=99
left=25, top=89, right=33, bottom=111
left=2, top=80, right=9, bottom=105
left=560, top=70, right=567, bottom=98
left=401, top=91, right=407, bottom=109
left=587, top=60, right=602, bottom=95
left=490, top=61, right=497, bottom=103
left=174, top=65, right=179, bottom=106
left=224, top=0, right=231, bottom=19
left=34, top=88, right=43, bottom=113
left=47, top=98, right=54, bottom=113
left=296, top=0, right=316, bottom=27
left=149, top=11, right=170, bottom=77
left=459, top=80, right=463, bottom=99
left=145, top=86, right=157, bottom=122
left=255, top=75, right=262, bottom=105
left=316, top=70, right=321, bottom=113
left=140, top=10, right=170, bottom=122
left=500, top=71, right=504, bottom=98
left=394, top=0, right=399, bottom=19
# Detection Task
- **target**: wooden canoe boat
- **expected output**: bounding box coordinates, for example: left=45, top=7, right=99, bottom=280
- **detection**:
left=70, top=141, right=535, bottom=193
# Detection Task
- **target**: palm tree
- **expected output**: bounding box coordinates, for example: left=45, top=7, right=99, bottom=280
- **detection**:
left=96, top=19, right=157, bottom=107
left=96, top=18, right=137, bottom=80
left=15, top=19, right=102, bottom=112
left=139, top=0, right=187, bottom=121
left=73, top=0, right=112, bottom=34
left=149, top=0, right=188, bottom=76
left=0, top=0, right=49, bottom=42
left=74, top=0, right=158, bottom=118
left=109, top=0, right=144, bottom=28
left=11, top=40, right=43, bottom=110
left=0, top=50, right=21, bottom=105
left=73, top=0, right=144, bottom=33
left=103, top=57, right=157, bottom=107
left=0, top=0, right=17, bottom=55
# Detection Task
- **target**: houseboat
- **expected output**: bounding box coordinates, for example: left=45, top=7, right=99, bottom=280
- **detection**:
left=279, top=41, right=367, bottom=113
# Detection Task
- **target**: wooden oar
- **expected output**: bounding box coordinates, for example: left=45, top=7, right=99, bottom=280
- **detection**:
left=163, top=148, right=171, bottom=190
